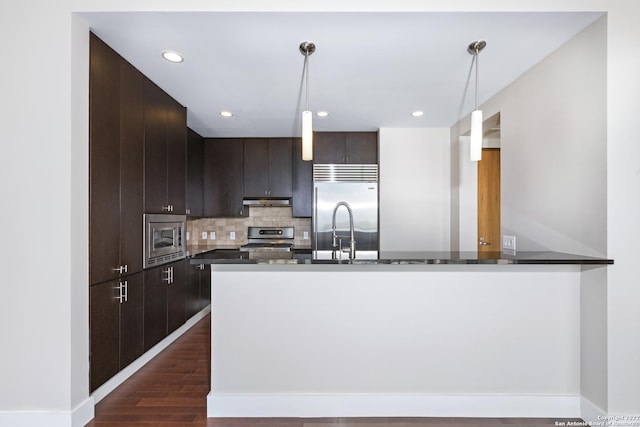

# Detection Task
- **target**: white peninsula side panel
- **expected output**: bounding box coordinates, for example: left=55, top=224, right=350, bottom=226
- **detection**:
left=207, top=264, right=581, bottom=418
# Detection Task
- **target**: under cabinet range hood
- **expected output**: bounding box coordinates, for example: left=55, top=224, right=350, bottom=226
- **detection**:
left=242, top=198, right=291, bottom=207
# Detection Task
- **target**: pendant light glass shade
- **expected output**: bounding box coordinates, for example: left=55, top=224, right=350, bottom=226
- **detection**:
left=470, top=109, right=483, bottom=161
left=302, top=110, right=313, bottom=161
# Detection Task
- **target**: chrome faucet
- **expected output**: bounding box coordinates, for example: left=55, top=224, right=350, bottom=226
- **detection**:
left=331, top=201, right=356, bottom=260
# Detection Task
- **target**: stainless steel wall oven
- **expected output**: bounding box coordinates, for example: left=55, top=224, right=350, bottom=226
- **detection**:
left=143, top=214, right=186, bottom=268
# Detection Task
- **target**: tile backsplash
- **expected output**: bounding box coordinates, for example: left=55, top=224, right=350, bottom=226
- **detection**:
left=187, top=207, right=311, bottom=248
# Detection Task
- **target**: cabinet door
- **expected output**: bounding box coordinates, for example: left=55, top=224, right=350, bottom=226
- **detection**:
left=186, top=128, right=204, bottom=217
left=119, top=59, right=144, bottom=274
left=89, top=33, right=121, bottom=285
left=185, top=260, right=200, bottom=320
left=143, top=78, right=168, bottom=213
left=345, top=132, right=378, bottom=164
left=143, top=265, right=168, bottom=351
left=167, top=261, right=186, bottom=334
left=166, top=97, right=187, bottom=214
left=90, top=280, right=120, bottom=392
left=243, top=138, right=269, bottom=197
left=119, top=273, right=144, bottom=369
left=313, top=132, right=346, bottom=164
left=292, top=137, right=312, bottom=217
left=268, top=138, right=293, bottom=198
left=204, top=139, right=246, bottom=217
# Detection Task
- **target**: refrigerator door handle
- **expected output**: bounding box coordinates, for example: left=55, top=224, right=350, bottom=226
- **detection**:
left=313, top=186, right=318, bottom=254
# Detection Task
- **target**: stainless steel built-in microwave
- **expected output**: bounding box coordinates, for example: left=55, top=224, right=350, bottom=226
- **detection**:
left=144, top=213, right=186, bottom=268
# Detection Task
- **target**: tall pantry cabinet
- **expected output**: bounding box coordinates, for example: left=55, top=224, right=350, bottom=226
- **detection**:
left=89, top=33, right=192, bottom=393
left=89, top=33, right=146, bottom=392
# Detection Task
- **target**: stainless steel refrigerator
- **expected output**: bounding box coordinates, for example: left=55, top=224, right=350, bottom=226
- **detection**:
left=313, top=164, right=378, bottom=259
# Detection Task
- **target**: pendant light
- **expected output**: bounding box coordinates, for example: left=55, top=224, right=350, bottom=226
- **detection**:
left=468, top=40, right=486, bottom=162
left=299, top=41, right=315, bottom=161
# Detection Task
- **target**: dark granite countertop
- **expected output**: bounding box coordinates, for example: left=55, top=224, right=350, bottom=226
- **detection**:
left=188, top=248, right=613, bottom=265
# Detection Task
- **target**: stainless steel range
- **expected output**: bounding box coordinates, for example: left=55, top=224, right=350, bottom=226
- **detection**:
left=239, top=226, right=294, bottom=259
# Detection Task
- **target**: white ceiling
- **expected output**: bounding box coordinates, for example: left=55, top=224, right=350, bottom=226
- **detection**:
left=82, top=11, right=603, bottom=138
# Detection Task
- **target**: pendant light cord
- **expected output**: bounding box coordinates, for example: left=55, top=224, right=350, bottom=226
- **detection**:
left=474, top=49, right=479, bottom=111
left=304, top=50, right=310, bottom=111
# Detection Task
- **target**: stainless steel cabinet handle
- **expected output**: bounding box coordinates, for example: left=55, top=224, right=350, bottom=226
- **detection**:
left=113, top=265, right=126, bottom=274
left=115, top=281, right=127, bottom=303
left=163, top=268, right=171, bottom=284
left=170, top=267, right=174, bottom=284
left=162, top=205, right=171, bottom=211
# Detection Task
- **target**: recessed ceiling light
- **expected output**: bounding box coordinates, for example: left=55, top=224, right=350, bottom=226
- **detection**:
left=161, top=51, right=184, bottom=63
left=411, top=111, right=424, bottom=117
left=316, top=111, right=329, bottom=117
left=219, top=111, right=233, bottom=118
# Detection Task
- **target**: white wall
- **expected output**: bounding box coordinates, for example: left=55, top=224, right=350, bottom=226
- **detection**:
left=454, top=16, right=607, bottom=258
left=379, top=128, right=450, bottom=251
left=0, top=0, right=78, bottom=417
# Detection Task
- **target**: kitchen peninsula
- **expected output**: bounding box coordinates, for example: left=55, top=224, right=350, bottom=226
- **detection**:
left=191, top=250, right=612, bottom=419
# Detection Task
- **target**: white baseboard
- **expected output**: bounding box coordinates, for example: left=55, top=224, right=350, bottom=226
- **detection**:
left=207, top=393, right=581, bottom=418
left=581, top=396, right=607, bottom=424
left=91, top=306, right=211, bottom=403
left=0, top=396, right=94, bottom=427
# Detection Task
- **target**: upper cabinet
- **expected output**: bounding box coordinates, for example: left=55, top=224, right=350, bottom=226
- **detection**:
left=186, top=128, right=204, bottom=217
left=244, top=138, right=293, bottom=198
left=89, top=33, right=144, bottom=285
left=203, top=139, right=247, bottom=217
left=292, top=137, right=312, bottom=217
left=313, top=131, right=378, bottom=164
left=143, top=78, right=187, bottom=214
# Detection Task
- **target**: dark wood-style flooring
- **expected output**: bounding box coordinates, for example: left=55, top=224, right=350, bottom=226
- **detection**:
left=86, top=313, right=583, bottom=426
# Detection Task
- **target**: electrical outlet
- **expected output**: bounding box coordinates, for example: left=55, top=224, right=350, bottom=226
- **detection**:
left=230, top=231, right=236, bottom=240
left=303, top=231, right=309, bottom=240
left=503, top=235, right=516, bottom=251
left=201, top=231, right=208, bottom=240
left=209, top=231, right=216, bottom=240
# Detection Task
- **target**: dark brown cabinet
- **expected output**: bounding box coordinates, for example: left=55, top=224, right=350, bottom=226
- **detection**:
left=186, top=128, right=204, bottom=217
left=313, top=131, right=378, bottom=164
left=90, top=273, right=143, bottom=392
left=204, top=138, right=246, bottom=217
left=167, top=261, right=186, bottom=335
left=292, top=137, right=313, bottom=217
left=143, top=260, right=185, bottom=351
left=89, top=33, right=143, bottom=285
left=185, top=261, right=211, bottom=320
left=244, top=138, right=293, bottom=198
left=143, top=78, right=187, bottom=214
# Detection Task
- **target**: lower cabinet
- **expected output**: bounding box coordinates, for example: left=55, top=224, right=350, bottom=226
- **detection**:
left=186, top=260, right=211, bottom=319
left=90, top=273, right=144, bottom=392
left=144, top=260, right=185, bottom=351
left=90, top=259, right=205, bottom=391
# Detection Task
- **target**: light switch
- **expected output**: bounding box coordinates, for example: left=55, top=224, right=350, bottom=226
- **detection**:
left=230, top=231, right=236, bottom=240
left=209, top=231, right=216, bottom=240
left=503, top=235, right=516, bottom=250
